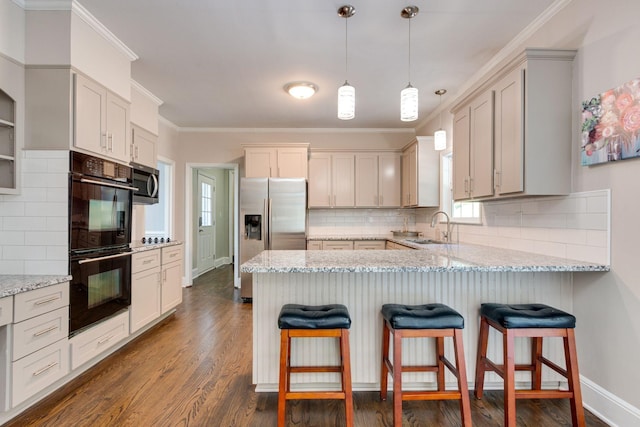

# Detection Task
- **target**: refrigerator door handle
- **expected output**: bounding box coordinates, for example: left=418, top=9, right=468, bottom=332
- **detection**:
left=263, top=198, right=269, bottom=250
left=267, top=198, right=273, bottom=250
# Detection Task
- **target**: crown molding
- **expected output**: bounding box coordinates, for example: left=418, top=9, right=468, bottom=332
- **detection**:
left=159, top=115, right=180, bottom=132
left=22, top=0, right=138, bottom=61
left=131, top=80, right=164, bottom=106
left=176, top=127, right=416, bottom=134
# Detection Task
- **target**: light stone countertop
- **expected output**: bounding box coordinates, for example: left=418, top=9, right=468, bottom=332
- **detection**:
left=307, top=234, right=391, bottom=241
left=130, top=240, right=183, bottom=253
left=0, top=275, right=72, bottom=298
left=240, top=243, right=609, bottom=274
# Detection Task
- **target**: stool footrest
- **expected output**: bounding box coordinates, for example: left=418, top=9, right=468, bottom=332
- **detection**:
left=290, top=366, right=343, bottom=374
left=403, top=391, right=463, bottom=401
left=516, top=390, right=574, bottom=400
left=286, top=391, right=347, bottom=400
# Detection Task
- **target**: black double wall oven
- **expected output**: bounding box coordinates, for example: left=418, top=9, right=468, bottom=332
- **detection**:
left=69, top=152, right=136, bottom=336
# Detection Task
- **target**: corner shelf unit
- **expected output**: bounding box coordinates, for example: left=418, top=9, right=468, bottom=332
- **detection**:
left=0, top=89, right=17, bottom=194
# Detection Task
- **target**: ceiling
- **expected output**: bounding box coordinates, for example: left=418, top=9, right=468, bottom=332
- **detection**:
left=78, top=0, right=556, bottom=130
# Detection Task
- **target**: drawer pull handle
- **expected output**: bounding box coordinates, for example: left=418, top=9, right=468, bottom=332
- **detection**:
left=35, top=296, right=60, bottom=306
left=33, top=362, right=58, bottom=377
left=33, top=325, right=58, bottom=337
left=97, top=334, right=114, bottom=345
left=143, top=259, right=153, bottom=264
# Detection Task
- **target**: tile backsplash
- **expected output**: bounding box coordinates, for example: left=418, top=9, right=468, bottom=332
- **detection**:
left=308, top=208, right=422, bottom=236
left=0, top=150, right=69, bottom=274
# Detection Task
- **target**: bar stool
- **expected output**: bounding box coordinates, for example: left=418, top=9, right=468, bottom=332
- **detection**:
left=380, top=303, right=472, bottom=427
left=277, top=304, right=353, bottom=427
left=474, top=303, right=585, bottom=427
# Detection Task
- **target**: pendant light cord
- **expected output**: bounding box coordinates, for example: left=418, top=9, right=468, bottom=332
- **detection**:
left=345, top=16, right=349, bottom=81
left=407, top=17, right=411, bottom=85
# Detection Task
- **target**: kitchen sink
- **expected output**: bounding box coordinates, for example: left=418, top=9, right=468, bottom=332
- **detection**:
left=406, top=239, right=445, bottom=245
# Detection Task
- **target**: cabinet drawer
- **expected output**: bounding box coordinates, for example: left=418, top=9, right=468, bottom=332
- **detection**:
left=322, top=241, right=354, bottom=250
left=354, top=241, right=386, bottom=250
left=12, top=306, right=69, bottom=361
left=69, top=310, right=129, bottom=370
left=162, top=245, right=182, bottom=264
left=307, top=241, right=323, bottom=250
left=12, top=339, right=69, bottom=407
left=14, top=283, right=69, bottom=323
left=0, top=296, right=13, bottom=327
left=132, top=249, right=161, bottom=273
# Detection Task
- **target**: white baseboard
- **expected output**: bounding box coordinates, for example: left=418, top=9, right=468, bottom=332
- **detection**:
left=214, top=257, right=231, bottom=268
left=581, top=375, right=640, bottom=427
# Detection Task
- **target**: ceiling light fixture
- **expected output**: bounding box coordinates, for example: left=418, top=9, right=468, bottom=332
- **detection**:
left=400, top=6, right=419, bottom=122
left=434, top=89, right=447, bottom=150
left=284, top=82, right=318, bottom=99
left=337, top=5, right=355, bottom=120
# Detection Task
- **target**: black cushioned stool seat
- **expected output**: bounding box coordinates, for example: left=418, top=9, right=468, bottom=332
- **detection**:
left=474, top=303, right=585, bottom=427
left=380, top=303, right=471, bottom=427
left=277, top=304, right=353, bottom=427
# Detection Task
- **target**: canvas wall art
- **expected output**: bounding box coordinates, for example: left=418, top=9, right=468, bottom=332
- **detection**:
left=581, top=77, right=640, bottom=166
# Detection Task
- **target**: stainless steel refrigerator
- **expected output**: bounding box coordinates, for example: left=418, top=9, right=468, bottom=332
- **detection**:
left=240, top=178, right=307, bottom=301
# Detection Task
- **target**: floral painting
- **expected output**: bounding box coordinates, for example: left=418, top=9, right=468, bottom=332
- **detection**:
left=581, top=77, right=640, bottom=165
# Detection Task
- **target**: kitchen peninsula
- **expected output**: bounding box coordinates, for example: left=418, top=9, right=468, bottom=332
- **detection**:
left=241, top=245, right=608, bottom=392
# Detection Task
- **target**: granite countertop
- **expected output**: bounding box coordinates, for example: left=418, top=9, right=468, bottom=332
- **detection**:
left=240, top=243, right=609, bottom=274
left=307, top=235, right=391, bottom=241
left=0, top=275, right=72, bottom=298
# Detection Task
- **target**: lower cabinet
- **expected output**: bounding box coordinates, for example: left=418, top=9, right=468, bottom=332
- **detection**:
left=69, top=310, right=129, bottom=370
left=321, top=241, right=354, bottom=251
left=386, top=241, right=414, bottom=250
left=130, top=249, right=162, bottom=333
left=161, top=245, right=183, bottom=314
left=307, top=240, right=387, bottom=250
left=353, top=241, right=386, bottom=250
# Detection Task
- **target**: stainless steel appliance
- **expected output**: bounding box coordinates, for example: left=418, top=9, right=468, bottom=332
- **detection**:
left=131, top=162, right=159, bottom=205
left=240, top=178, right=307, bottom=301
left=69, top=151, right=136, bottom=335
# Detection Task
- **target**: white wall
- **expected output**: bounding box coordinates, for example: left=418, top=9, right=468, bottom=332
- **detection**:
left=0, top=0, right=25, bottom=63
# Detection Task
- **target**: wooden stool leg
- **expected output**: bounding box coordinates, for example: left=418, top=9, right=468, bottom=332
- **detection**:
left=278, top=330, right=290, bottom=427
left=474, top=316, right=490, bottom=399
left=531, top=336, right=543, bottom=390
left=392, top=330, right=403, bottom=427
left=380, top=320, right=390, bottom=401
left=341, top=329, right=354, bottom=427
left=453, top=328, right=473, bottom=427
left=436, top=336, right=445, bottom=391
left=565, top=329, right=586, bottom=427
left=504, top=329, right=517, bottom=427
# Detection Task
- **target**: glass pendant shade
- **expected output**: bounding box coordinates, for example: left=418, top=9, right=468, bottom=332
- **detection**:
left=400, top=84, right=418, bottom=122
left=434, top=129, right=447, bottom=150
left=338, top=82, right=355, bottom=120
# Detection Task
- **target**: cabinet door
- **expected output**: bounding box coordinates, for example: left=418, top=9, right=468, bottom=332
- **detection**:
left=407, top=145, right=418, bottom=206
left=469, top=90, right=494, bottom=198
left=355, top=154, right=379, bottom=207
left=378, top=154, right=401, bottom=207
left=494, top=67, right=524, bottom=195
left=74, top=74, right=106, bottom=155
left=452, top=108, right=471, bottom=200
left=308, top=153, right=332, bottom=207
left=245, top=147, right=276, bottom=178
left=105, top=93, right=131, bottom=163
left=277, top=147, right=308, bottom=178
left=162, top=260, right=183, bottom=313
left=354, top=241, right=385, bottom=250
left=332, top=154, right=355, bottom=207
left=131, top=267, right=161, bottom=333
left=131, top=126, right=158, bottom=168
left=307, top=241, right=322, bottom=250
left=401, top=151, right=411, bottom=206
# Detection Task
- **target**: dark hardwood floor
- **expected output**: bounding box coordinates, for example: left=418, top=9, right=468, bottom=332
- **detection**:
left=5, top=265, right=608, bottom=426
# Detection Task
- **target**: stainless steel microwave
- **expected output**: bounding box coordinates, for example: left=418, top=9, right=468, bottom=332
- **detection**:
left=131, top=162, right=159, bottom=204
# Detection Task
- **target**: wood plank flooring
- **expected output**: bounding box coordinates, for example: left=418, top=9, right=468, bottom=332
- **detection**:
left=5, top=265, right=609, bottom=426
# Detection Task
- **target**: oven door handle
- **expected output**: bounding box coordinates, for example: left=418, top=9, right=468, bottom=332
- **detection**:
left=78, top=251, right=132, bottom=264
left=79, top=178, right=139, bottom=192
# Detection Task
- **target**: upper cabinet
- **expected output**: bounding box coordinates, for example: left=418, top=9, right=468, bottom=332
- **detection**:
left=0, top=89, right=17, bottom=194
left=131, top=125, right=157, bottom=168
left=355, top=152, right=401, bottom=208
left=244, top=144, right=309, bottom=178
left=308, top=152, right=355, bottom=208
left=451, top=48, right=576, bottom=201
left=401, top=137, right=439, bottom=208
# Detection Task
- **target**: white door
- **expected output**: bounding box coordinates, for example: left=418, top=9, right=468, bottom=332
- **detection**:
left=197, top=172, right=216, bottom=274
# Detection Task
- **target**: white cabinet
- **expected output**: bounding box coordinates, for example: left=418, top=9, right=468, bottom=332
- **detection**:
left=355, top=153, right=401, bottom=208
left=307, top=241, right=323, bottom=250
left=401, top=138, right=440, bottom=207
left=161, top=245, right=183, bottom=314
left=69, top=310, right=129, bottom=370
left=308, top=152, right=355, bottom=208
left=130, top=125, right=157, bottom=168
left=0, top=296, right=12, bottom=327
left=0, top=89, right=17, bottom=193
left=74, top=74, right=130, bottom=164
left=130, top=249, right=162, bottom=333
left=386, top=241, right=414, bottom=250
left=452, top=49, right=576, bottom=201
left=353, top=241, right=386, bottom=250
left=321, top=241, right=354, bottom=250
left=452, top=91, right=494, bottom=200
left=244, top=144, right=309, bottom=178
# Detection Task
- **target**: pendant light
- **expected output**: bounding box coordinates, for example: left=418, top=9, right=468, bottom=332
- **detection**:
left=337, top=5, right=355, bottom=120
left=400, top=6, right=419, bottom=122
left=434, top=89, right=447, bottom=150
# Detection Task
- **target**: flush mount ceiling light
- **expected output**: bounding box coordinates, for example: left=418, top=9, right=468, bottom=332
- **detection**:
left=337, top=5, right=356, bottom=120
left=400, top=6, right=419, bottom=122
left=284, top=82, right=318, bottom=99
left=434, top=89, right=447, bottom=150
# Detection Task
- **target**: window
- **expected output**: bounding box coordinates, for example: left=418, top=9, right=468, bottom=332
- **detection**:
left=200, top=181, right=212, bottom=227
left=442, top=153, right=482, bottom=224
left=145, top=159, right=173, bottom=237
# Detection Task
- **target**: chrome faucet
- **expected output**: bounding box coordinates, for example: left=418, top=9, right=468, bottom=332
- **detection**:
left=430, top=210, right=451, bottom=242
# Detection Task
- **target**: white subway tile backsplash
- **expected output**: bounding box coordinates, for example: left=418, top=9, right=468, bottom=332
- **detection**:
left=572, top=213, right=608, bottom=230
left=3, top=246, right=46, bottom=260
left=586, top=230, right=608, bottom=248
left=46, top=188, right=68, bottom=202
left=24, top=260, right=67, bottom=275
left=1, top=188, right=47, bottom=202
left=46, top=246, right=68, bottom=260
left=521, top=213, right=567, bottom=229
left=22, top=172, right=68, bottom=188
left=550, top=228, right=588, bottom=245
left=24, top=231, right=67, bottom=246
left=23, top=150, right=68, bottom=159
left=0, top=231, right=25, bottom=245
left=0, top=260, right=24, bottom=274
left=0, top=202, right=26, bottom=217
left=25, top=202, right=68, bottom=217
left=566, top=244, right=608, bottom=264
left=4, top=217, right=47, bottom=231
left=586, top=195, right=609, bottom=213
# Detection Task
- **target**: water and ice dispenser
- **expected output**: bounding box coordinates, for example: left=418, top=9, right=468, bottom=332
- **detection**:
left=244, top=215, right=262, bottom=240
